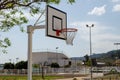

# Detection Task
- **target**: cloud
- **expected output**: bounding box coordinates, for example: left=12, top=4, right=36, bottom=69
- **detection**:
left=70, top=21, right=109, bottom=41
left=70, top=21, right=107, bottom=35
left=111, top=0, right=120, bottom=2
left=88, top=5, right=106, bottom=16
left=113, top=4, right=120, bottom=12
left=70, top=21, right=120, bottom=53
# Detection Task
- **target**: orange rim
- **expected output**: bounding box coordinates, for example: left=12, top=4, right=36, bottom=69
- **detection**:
left=62, top=28, right=77, bottom=32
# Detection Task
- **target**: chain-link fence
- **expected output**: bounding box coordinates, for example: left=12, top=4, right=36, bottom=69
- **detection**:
left=0, top=69, right=27, bottom=75
left=93, top=75, right=120, bottom=80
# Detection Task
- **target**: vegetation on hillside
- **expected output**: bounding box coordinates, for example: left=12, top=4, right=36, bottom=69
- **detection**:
left=91, top=50, right=120, bottom=66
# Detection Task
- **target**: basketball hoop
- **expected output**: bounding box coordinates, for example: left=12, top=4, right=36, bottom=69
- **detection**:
left=56, top=28, right=78, bottom=45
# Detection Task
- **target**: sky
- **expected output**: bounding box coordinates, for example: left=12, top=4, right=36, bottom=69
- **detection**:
left=0, top=0, right=120, bottom=64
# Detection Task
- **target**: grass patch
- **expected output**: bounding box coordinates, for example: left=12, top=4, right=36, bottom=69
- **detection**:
left=0, top=75, right=63, bottom=80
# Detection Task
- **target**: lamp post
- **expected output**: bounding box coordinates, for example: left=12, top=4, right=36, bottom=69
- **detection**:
left=114, top=43, right=120, bottom=50
left=56, top=47, right=59, bottom=62
left=86, top=24, right=94, bottom=80
left=9, top=59, right=12, bottom=63
left=16, top=57, right=19, bottom=63
left=114, top=43, right=120, bottom=65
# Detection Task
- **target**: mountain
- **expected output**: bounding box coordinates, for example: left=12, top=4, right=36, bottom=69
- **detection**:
left=71, top=50, right=120, bottom=61
left=70, top=57, right=85, bottom=60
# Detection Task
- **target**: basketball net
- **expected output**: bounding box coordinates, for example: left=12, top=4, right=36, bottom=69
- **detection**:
left=56, top=28, right=77, bottom=45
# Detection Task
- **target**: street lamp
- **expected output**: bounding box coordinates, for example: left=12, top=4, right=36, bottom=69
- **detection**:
left=86, top=24, right=94, bottom=80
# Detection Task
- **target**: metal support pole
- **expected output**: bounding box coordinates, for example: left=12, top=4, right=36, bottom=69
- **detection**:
left=27, top=25, right=34, bottom=80
left=86, top=24, right=94, bottom=80
left=27, top=25, right=45, bottom=80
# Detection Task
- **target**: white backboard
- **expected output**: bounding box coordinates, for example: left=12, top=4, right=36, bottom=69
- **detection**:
left=46, top=5, right=67, bottom=40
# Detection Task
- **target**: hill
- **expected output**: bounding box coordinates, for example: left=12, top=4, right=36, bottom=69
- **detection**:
left=71, top=50, right=120, bottom=65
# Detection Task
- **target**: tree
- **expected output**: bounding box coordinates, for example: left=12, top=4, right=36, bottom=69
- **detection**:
left=83, top=54, right=93, bottom=66
left=33, top=64, right=39, bottom=68
left=85, top=59, right=91, bottom=66
left=50, top=62, right=60, bottom=68
left=15, top=61, right=27, bottom=69
left=84, top=54, right=89, bottom=62
left=4, top=62, right=14, bottom=69
left=0, top=0, right=75, bottom=53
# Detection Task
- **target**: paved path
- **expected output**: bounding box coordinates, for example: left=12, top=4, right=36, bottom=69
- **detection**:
left=55, top=73, right=104, bottom=80
left=55, top=77, right=89, bottom=80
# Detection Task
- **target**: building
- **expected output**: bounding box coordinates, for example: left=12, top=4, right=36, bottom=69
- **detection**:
left=32, top=52, right=84, bottom=73
left=32, top=52, right=69, bottom=67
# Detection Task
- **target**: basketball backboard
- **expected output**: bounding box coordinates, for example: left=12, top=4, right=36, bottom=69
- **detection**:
left=46, top=5, right=67, bottom=40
